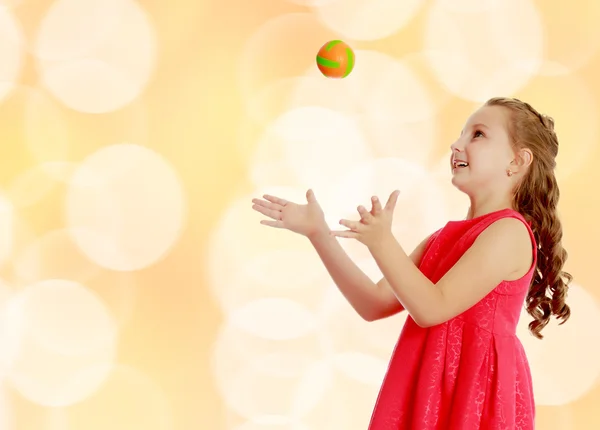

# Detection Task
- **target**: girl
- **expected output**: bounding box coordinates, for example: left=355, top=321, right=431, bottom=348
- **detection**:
left=251, top=97, right=572, bottom=429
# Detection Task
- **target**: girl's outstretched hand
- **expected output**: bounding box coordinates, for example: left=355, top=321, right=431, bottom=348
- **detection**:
left=330, top=190, right=400, bottom=248
left=252, top=189, right=328, bottom=238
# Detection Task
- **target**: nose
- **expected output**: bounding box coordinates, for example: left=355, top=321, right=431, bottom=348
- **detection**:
left=450, top=137, right=465, bottom=152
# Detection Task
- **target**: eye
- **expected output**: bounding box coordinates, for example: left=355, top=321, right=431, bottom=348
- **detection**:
left=473, top=130, right=485, bottom=139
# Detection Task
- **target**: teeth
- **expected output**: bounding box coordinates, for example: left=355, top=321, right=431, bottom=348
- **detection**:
left=456, top=162, right=468, bottom=168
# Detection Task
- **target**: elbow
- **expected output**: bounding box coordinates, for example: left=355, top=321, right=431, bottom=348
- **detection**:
left=361, top=311, right=381, bottom=322
left=413, top=315, right=442, bottom=328
left=361, top=306, right=405, bottom=323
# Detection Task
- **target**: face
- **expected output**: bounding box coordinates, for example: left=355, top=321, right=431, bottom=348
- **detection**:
left=449, top=105, right=516, bottom=196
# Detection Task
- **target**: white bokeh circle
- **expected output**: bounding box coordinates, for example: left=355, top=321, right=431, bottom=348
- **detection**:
left=230, top=298, right=318, bottom=341
left=424, top=0, right=543, bottom=102
left=250, top=106, right=373, bottom=191
left=5, top=279, right=117, bottom=407
left=211, top=320, right=330, bottom=420
left=313, top=0, right=426, bottom=41
left=208, top=187, right=329, bottom=313
left=35, top=0, right=157, bottom=113
left=323, top=157, right=449, bottom=257
left=65, top=143, right=186, bottom=272
left=45, top=365, right=174, bottom=430
left=233, top=416, right=310, bottom=430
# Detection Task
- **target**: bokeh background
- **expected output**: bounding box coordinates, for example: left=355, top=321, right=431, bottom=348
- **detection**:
left=0, top=0, right=599, bottom=429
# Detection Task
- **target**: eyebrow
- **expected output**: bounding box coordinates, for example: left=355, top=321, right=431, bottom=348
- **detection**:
left=460, top=123, right=489, bottom=135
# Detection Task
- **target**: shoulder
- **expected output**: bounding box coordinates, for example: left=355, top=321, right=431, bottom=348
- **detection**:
left=479, top=216, right=530, bottom=239
left=478, top=216, right=531, bottom=245
left=472, top=216, right=533, bottom=271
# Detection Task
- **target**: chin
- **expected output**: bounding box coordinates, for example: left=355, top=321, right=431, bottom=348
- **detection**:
left=451, top=175, right=471, bottom=194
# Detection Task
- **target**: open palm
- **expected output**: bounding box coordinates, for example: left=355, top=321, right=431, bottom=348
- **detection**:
left=251, top=189, right=327, bottom=238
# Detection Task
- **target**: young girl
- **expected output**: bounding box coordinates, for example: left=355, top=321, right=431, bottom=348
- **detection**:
left=251, top=97, right=572, bottom=429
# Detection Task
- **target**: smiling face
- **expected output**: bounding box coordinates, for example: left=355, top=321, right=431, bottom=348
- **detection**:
left=449, top=105, right=518, bottom=198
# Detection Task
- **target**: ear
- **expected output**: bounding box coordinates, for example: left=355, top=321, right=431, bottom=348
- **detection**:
left=513, top=147, right=533, bottom=169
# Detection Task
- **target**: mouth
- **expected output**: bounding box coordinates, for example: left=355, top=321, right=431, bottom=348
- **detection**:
left=452, top=160, right=469, bottom=169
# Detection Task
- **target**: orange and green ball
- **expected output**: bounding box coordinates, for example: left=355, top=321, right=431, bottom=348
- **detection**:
left=316, top=40, right=355, bottom=79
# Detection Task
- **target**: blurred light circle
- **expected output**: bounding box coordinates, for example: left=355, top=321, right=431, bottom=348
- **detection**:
left=0, top=279, right=19, bottom=378
left=5, top=279, right=117, bottom=406
left=512, top=66, right=599, bottom=181
left=250, top=106, right=373, bottom=191
left=7, top=163, right=75, bottom=209
left=537, top=1, right=600, bottom=75
left=0, top=7, right=23, bottom=104
left=331, top=351, right=388, bottom=386
left=65, top=143, right=186, bottom=272
left=12, top=228, right=100, bottom=285
left=517, top=283, right=600, bottom=405
left=316, top=277, right=407, bottom=359
left=314, top=0, right=426, bottom=41
left=0, top=0, right=22, bottom=8
left=434, top=0, right=497, bottom=13
left=207, top=187, right=329, bottom=313
left=10, top=86, right=70, bottom=165
left=424, top=0, right=543, bottom=102
left=288, top=51, right=438, bottom=164
left=324, top=157, right=449, bottom=253
left=10, top=230, right=137, bottom=330
left=230, top=298, right=318, bottom=341
left=45, top=365, right=174, bottom=430
left=211, top=321, right=329, bottom=420
left=238, top=12, right=338, bottom=121
left=233, top=416, right=310, bottom=430
left=35, top=0, right=157, bottom=113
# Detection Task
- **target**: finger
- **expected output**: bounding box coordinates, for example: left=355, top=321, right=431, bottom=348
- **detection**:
left=357, top=205, right=373, bottom=222
left=252, top=204, right=282, bottom=220
left=329, top=230, right=359, bottom=239
left=263, top=194, right=288, bottom=207
left=260, top=220, right=285, bottom=228
left=385, top=190, right=401, bottom=211
left=306, top=189, right=318, bottom=203
left=371, top=196, right=383, bottom=214
left=252, top=198, right=283, bottom=211
left=339, top=219, right=361, bottom=231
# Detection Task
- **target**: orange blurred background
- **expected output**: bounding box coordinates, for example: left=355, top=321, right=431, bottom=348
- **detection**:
left=0, top=0, right=599, bottom=429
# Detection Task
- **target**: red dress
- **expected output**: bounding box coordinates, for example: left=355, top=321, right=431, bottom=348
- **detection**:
left=368, top=208, right=536, bottom=429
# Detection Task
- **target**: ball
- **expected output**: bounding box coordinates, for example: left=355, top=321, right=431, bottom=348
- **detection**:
left=316, top=40, right=355, bottom=79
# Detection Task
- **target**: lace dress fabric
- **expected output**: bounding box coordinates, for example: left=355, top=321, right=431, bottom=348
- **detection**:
left=368, top=208, right=536, bottom=430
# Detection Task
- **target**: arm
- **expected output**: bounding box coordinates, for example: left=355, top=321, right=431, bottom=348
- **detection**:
left=309, top=228, right=433, bottom=322
left=367, top=218, right=533, bottom=327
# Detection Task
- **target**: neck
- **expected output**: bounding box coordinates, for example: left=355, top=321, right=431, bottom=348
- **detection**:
left=465, top=194, right=514, bottom=220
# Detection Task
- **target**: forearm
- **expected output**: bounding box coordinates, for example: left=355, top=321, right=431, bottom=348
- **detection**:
left=368, top=234, right=444, bottom=326
left=308, top=229, right=390, bottom=321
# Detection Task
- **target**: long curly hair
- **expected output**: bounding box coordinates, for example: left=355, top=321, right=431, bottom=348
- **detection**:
left=484, top=97, right=572, bottom=339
